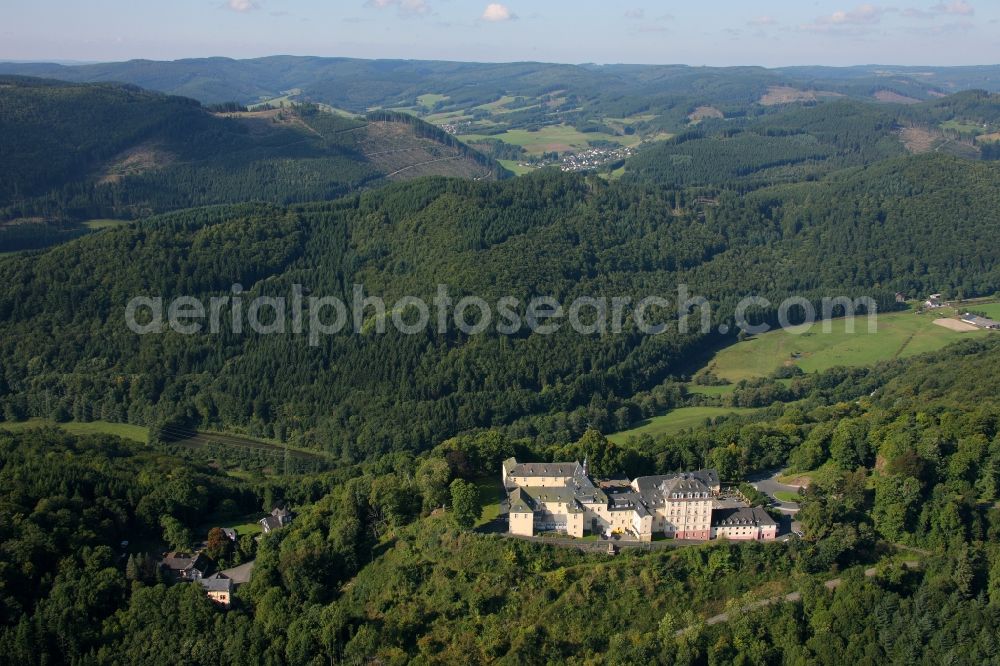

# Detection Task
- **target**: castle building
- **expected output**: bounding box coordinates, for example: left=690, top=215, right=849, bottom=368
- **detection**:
left=502, top=457, right=774, bottom=542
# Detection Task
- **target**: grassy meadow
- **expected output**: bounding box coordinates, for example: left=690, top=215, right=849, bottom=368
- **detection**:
left=701, top=310, right=990, bottom=382
left=967, top=302, right=1000, bottom=319
left=497, top=159, right=536, bottom=175
left=607, top=406, right=756, bottom=443
left=0, top=418, right=148, bottom=443
left=416, top=93, right=449, bottom=108
left=459, top=124, right=640, bottom=156
left=83, top=218, right=130, bottom=230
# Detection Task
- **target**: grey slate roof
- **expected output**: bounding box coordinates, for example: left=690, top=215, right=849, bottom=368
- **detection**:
left=508, top=487, right=534, bottom=513
left=160, top=552, right=205, bottom=574
left=633, top=471, right=717, bottom=506
left=199, top=572, right=234, bottom=593
left=519, top=486, right=585, bottom=513
left=260, top=515, right=283, bottom=531
left=505, top=460, right=585, bottom=478
left=962, top=314, right=1000, bottom=328
left=608, top=491, right=649, bottom=517
left=712, top=506, right=777, bottom=527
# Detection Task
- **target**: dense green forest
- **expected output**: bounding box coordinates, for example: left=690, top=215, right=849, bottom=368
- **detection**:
left=624, top=99, right=939, bottom=188
left=1, top=154, right=997, bottom=459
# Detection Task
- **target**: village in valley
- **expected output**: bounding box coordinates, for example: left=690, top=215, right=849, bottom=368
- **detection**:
left=527, top=144, right=636, bottom=173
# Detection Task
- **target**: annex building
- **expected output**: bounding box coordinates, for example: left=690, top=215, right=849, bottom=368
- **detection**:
left=502, top=458, right=776, bottom=542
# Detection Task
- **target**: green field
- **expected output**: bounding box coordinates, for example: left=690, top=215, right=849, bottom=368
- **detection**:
left=608, top=407, right=756, bottom=443
left=417, top=93, right=449, bottom=108
left=941, top=119, right=987, bottom=136
left=773, top=490, right=802, bottom=502
left=474, top=95, right=519, bottom=112
left=498, top=159, right=536, bottom=175
left=702, top=310, right=990, bottom=382
left=967, top=302, right=1000, bottom=319
left=424, top=109, right=473, bottom=124
left=198, top=512, right=264, bottom=536
left=0, top=418, right=148, bottom=443
left=687, top=384, right=736, bottom=397
left=249, top=88, right=303, bottom=110
left=84, top=218, right=130, bottom=230
left=460, top=124, right=640, bottom=156
left=603, top=165, right=627, bottom=180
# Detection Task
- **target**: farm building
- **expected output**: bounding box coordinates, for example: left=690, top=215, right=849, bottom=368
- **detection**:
left=961, top=313, right=1000, bottom=330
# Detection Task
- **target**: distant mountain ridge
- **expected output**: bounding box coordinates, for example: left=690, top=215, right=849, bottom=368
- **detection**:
left=3, top=57, right=1000, bottom=110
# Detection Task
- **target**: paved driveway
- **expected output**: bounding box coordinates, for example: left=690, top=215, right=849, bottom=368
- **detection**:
left=748, top=468, right=804, bottom=513
left=746, top=468, right=807, bottom=535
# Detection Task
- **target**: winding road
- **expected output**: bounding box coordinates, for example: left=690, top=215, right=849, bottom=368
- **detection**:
left=748, top=468, right=804, bottom=521
left=681, top=561, right=921, bottom=634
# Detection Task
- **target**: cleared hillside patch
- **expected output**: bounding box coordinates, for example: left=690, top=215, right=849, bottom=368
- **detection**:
left=900, top=126, right=940, bottom=154
left=688, top=105, right=724, bottom=122
left=874, top=90, right=921, bottom=104
left=759, top=86, right=844, bottom=106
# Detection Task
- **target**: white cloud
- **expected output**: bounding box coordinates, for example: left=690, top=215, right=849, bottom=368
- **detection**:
left=365, top=0, right=430, bottom=16
left=749, top=16, right=777, bottom=26
left=932, top=1, right=974, bottom=15
left=624, top=8, right=645, bottom=20
left=482, top=3, right=516, bottom=22
left=822, top=4, right=885, bottom=25
left=799, top=4, right=889, bottom=32
left=226, top=0, right=257, bottom=12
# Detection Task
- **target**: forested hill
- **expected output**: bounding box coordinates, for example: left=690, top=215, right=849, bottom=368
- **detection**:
left=3, top=57, right=1000, bottom=109
left=3, top=337, right=1000, bottom=663
left=0, top=154, right=997, bottom=460
left=0, top=76, right=506, bottom=244
left=622, top=91, right=1000, bottom=189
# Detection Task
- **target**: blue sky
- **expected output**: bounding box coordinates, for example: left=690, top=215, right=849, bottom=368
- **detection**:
left=1, top=1, right=997, bottom=66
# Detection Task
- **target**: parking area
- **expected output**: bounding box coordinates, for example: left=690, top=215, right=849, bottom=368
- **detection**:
left=746, top=468, right=806, bottom=536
